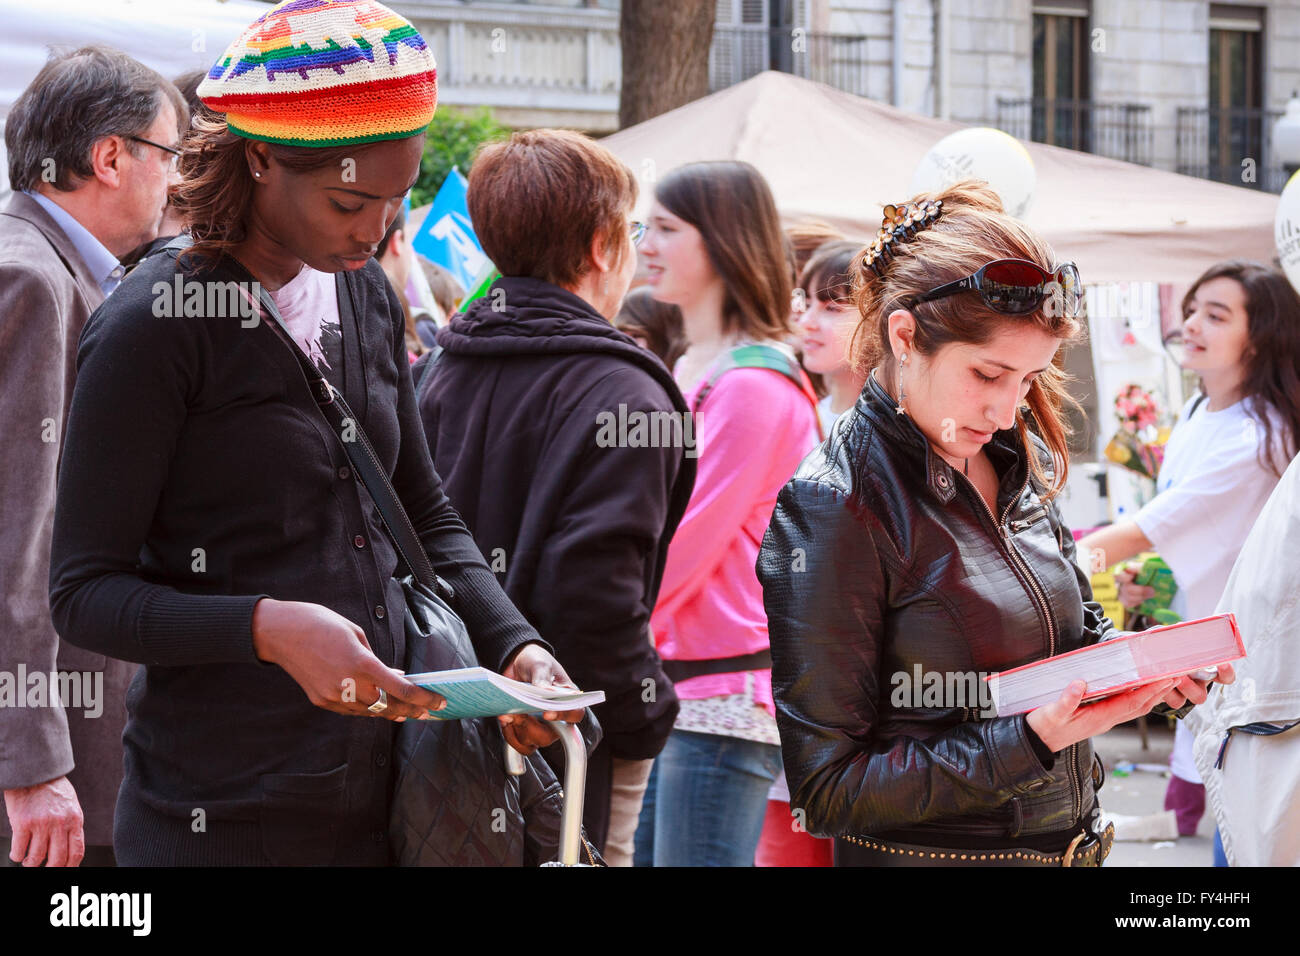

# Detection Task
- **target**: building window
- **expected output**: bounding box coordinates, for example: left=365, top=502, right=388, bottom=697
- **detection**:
left=712, top=0, right=812, bottom=89
left=1004, top=1, right=1149, bottom=164
left=1031, top=1, right=1090, bottom=149
left=1208, top=4, right=1264, bottom=182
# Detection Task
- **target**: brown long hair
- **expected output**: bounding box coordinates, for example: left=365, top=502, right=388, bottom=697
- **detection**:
left=175, top=112, right=397, bottom=268
left=654, top=161, right=792, bottom=341
left=851, top=179, right=1084, bottom=500
left=1181, top=260, right=1300, bottom=477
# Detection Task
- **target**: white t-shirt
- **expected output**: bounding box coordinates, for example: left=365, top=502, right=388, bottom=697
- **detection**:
left=817, top=395, right=838, bottom=437
left=1133, top=393, right=1289, bottom=781
left=269, top=265, right=343, bottom=381
left=1134, top=394, right=1286, bottom=622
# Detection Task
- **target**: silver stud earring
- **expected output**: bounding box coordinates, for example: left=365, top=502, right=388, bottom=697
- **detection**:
left=253, top=171, right=261, bottom=179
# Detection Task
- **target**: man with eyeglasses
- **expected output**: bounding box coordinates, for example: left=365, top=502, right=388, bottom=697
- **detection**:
left=0, top=45, right=186, bottom=868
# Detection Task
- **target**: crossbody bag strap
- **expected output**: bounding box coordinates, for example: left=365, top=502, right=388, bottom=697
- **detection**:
left=693, top=342, right=825, bottom=441
left=249, top=280, right=439, bottom=593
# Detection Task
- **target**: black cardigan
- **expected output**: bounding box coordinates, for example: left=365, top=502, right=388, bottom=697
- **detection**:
left=48, top=248, right=545, bottom=865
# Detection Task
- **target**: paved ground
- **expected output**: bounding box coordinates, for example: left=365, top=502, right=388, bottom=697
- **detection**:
left=1094, top=718, right=1217, bottom=867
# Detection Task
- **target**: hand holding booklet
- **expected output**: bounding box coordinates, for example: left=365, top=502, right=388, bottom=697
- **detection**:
left=407, top=667, right=605, bottom=720
left=985, top=613, right=1244, bottom=717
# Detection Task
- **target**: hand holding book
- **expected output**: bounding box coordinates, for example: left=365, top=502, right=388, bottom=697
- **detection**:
left=994, top=613, right=1243, bottom=753
left=406, top=661, right=605, bottom=749
left=1025, top=676, right=1183, bottom=754
left=496, top=642, right=589, bottom=755
left=1025, top=665, right=1232, bottom=755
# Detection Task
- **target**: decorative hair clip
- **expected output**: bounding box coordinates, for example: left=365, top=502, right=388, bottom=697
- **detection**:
left=863, top=199, right=943, bottom=277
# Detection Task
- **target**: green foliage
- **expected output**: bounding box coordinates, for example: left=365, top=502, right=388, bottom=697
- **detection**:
left=412, top=106, right=511, bottom=208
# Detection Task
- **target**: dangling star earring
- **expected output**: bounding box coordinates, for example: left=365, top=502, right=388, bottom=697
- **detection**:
left=896, top=353, right=908, bottom=416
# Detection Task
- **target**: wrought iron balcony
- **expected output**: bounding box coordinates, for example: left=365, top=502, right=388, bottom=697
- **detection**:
left=997, top=97, right=1153, bottom=166
left=1176, top=106, right=1286, bottom=192
left=710, top=27, right=882, bottom=99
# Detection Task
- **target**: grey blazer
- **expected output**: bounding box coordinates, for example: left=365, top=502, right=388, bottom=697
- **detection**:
left=0, top=191, right=135, bottom=848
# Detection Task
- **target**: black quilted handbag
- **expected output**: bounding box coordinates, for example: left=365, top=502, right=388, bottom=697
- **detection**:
left=251, top=278, right=602, bottom=866
left=388, top=575, right=601, bottom=866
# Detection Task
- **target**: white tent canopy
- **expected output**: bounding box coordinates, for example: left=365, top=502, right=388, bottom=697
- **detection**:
left=0, top=0, right=269, bottom=191
left=0, top=0, right=270, bottom=110
left=603, top=71, right=1279, bottom=286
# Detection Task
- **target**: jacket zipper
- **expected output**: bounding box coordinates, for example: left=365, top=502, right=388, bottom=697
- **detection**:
left=1007, top=508, right=1047, bottom=533
left=953, top=466, right=1081, bottom=822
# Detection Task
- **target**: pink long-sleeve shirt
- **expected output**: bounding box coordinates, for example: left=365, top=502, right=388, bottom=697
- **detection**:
left=651, top=362, right=820, bottom=714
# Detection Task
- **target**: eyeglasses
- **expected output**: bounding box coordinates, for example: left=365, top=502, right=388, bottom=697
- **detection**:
left=630, top=220, right=646, bottom=247
left=911, top=259, right=1082, bottom=317
left=129, top=135, right=182, bottom=170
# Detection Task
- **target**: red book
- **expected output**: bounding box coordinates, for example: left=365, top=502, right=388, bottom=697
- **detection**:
left=985, top=613, right=1245, bottom=717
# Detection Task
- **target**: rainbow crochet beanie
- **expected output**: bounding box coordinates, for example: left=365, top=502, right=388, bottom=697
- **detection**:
left=197, top=0, right=437, bottom=147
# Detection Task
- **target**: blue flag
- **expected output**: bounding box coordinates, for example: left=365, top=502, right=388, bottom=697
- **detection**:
left=412, top=168, right=490, bottom=292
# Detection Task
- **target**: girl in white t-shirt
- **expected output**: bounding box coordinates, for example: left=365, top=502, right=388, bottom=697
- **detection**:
left=1079, top=259, right=1300, bottom=839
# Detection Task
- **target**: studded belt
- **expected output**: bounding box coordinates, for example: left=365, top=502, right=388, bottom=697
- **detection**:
left=839, top=821, right=1115, bottom=867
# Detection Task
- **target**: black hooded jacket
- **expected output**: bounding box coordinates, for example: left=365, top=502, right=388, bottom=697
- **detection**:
left=416, top=277, right=696, bottom=759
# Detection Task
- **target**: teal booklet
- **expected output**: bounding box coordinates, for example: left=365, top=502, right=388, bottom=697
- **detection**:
left=407, top=667, right=605, bottom=720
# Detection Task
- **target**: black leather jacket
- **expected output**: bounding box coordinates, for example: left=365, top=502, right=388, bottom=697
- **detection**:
left=756, top=372, right=1114, bottom=847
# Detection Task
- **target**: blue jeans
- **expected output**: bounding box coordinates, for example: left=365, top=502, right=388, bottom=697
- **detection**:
left=633, top=729, right=781, bottom=867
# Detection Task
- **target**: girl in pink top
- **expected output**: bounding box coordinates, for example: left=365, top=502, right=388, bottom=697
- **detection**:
left=633, top=161, right=819, bottom=867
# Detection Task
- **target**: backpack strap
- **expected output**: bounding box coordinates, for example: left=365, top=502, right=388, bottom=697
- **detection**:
left=693, top=343, right=824, bottom=441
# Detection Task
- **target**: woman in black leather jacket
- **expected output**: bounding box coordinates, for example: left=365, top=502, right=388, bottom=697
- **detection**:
left=756, top=181, right=1217, bottom=866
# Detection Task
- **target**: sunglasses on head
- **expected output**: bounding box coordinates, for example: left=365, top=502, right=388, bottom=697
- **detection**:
left=910, top=259, right=1082, bottom=317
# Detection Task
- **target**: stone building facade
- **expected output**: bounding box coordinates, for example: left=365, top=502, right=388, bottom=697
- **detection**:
left=396, top=0, right=1300, bottom=189
left=822, top=0, right=1300, bottom=188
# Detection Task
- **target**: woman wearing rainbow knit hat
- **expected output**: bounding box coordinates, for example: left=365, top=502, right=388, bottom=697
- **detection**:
left=48, top=0, right=580, bottom=865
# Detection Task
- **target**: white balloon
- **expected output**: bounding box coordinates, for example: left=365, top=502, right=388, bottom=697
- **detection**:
left=910, top=127, right=1036, bottom=219
left=1274, top=170, right=1300, bottom=296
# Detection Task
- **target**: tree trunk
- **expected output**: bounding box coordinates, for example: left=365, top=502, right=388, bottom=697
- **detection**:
left=619, top=0, right=716, bottom=129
